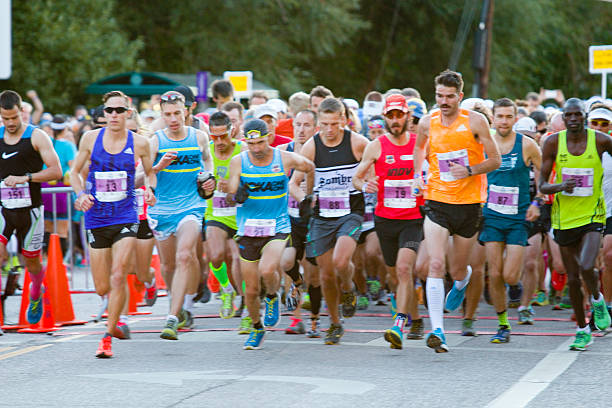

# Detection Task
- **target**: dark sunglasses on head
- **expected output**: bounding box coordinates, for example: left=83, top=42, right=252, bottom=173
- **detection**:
left=160, top=92, right=184, bottom=103
left=591, top=119, right=610, bottom=127
left=384, top=110, right=406, bottom=119
left=103, top=106, right=128, bottom=114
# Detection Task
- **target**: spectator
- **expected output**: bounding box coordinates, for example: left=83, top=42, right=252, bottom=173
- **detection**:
left=211, top=79, right=234, bottom=110
left=248, top=90, right=268, bottom=108
left=401, top=87, right=421, bottom=99
left=276, top=91, right=309, bottom=139
left=309, top=85, right=333, bottom=111
left=221, top=101, right=245, bottom=139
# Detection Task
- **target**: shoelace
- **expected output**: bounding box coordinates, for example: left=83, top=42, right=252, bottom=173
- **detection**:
left=266, top=298, right=276, bottom=318
left=223, top=294, right=233, bottom=309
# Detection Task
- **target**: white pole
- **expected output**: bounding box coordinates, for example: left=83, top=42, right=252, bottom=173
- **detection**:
left=603, top=73, right=608, bottom=99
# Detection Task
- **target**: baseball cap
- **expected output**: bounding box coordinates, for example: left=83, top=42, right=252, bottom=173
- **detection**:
left=513, top=117, right=537, bottom=133
left=91, top=105, right=106, bottom=125
left=254, top=104, right=278, bottom=120
left=460, top=98, right=484, bottom=110
left=406, top=98, right=427, bottom=119
left=50, top=115, right=68, bottom=131
left=383, top=94, right=409, bottom=114
left=140, top=109, right=159, bottom=120
left=243, top=119, right=269, bottom=139
left=343, top=98, right=359, bottom=111
left=174, top=85, right=196, bottom=105
left=267, top=99, right=288, bottom=114
left=588, top=108, right=612, bottom=122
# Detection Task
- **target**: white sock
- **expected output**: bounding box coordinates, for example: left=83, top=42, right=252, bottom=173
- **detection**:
left=592, top=293, right=603, bottom=304
left=426, top=277, right=445, bottom=332
left=454, top=266, right=472, bottom=291
left=183, top=293, right=196, bottom=313
left=518, top=306, right=527, bottom=312
left=577, top=325, right=591, bottom=334
left=222, top=283, right=234, bottom=294
left=167, top=314, right=178, bottom=322
left=119, top=315, right=128, bottom=324
left=145, top=277, right=156, bottom=289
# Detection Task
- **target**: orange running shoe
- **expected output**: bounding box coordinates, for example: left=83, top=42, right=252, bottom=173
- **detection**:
left=95, top=335, right=113, bottom=358
left=112, top=322, right=131, bottom=340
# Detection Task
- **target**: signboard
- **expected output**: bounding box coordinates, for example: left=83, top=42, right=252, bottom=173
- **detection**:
left=196, top=71, right=208, bottom=102
left=223, top=71, right=253, bottom=99
left=0, top=1, right=11, bottom=79
left=589, top=45, right=612, bottom=74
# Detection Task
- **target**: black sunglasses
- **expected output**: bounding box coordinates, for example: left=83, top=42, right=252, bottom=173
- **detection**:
left=537, top=128, right=547, bottom=135
left=103, top=106, right=128, bottom=114
left=412, top=117, right=420, bottom=125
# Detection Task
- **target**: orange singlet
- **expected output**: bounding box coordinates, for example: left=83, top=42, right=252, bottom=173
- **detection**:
left=425, top=108, right=487, bottom=204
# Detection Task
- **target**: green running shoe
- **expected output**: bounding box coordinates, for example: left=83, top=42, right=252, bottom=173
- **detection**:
left=518, top=307, right=535, bottom=325
left=220, top=291, right=236, bottom=319
left=532, top=290, right=549, bottom=306
left=301, top=294, right=311, bottom=311
left=569, top=330, right=593, bottom=351
left=368, top=280, right=381, bottom=300
left=357, top=295, right=369, bottom=310
left=593, top=297, right=611, bottom=331
left=461, top=318, right=477, bottom=336
left=160, top=317, right=179, bottom=340
left=177, top=309, right=193, bottom=329
left=238, top=316, right=253, bottom=335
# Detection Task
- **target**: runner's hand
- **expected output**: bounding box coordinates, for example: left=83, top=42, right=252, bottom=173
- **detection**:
left=299, top=194, right=314, bottom=219
left=156, top=152, right=178, bottom=171
left=3, top=175, right=28, bottom=187
left=449, top=162, right=469, bottom=179
left=560, top=178, right=576, bottom=194
left=144, top=188, right=156, bottom=207
left=363, top=177, right=379, bottom=194
left=412, top=177, right=424, bottom=196
left=525, top=204, right=540, bottom=221
left=216, top=179, right=228, bottom=193
left=234, top=183, right=250, bottom=203
left=76, top=193, right=95, bottom=212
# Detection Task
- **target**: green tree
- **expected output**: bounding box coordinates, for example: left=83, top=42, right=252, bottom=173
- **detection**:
left=0, top=0, right=143, bottom=113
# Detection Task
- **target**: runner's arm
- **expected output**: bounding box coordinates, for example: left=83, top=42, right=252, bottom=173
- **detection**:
left=413, top=115, right=430, bottom=194
left=135, top=134, right=157, bottom=206
left=226, top=155, right=242, bottom=196
left=290, top=137, right=316, bottom=195
left=539, top=133, right=573, bottom=194
left=523, top=136, right=543, bottom=221
left=281, top=150, right=314, bottom=199
left=26, top=128, right=62, bottom=183
left=70, top=131, right=96, bottom=210
left=470, top=112, right=501, bottom=175
left=197, top=130, right=213, bottom=172
left=352, top=139, right=380, bottom=194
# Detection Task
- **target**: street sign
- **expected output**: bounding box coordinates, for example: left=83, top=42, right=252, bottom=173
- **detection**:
left=589, top=45, right=612, bottom=98
left=196, top=71, right=208, bottom=102
left=0, top=0, right=11, bottom=79
left=223, top=71, right=253, bottom=99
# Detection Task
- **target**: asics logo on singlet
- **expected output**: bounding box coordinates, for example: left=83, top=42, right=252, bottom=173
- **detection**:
left=387, top=167, right=413, bottom=177
left=246, top=180, right=284, bottom=192
left=2, top=152, right=17, bottom=159
left=318, top=174, right=352, bottom=188
left=171, top=154, right=200, bottom=165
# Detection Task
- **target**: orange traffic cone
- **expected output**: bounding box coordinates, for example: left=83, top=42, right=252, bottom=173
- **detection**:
left=18, top=277, right=59, bottom=333
left=46, top=234, right=86, bottom=326
left=151, top=248, right=166, bottom=290
left=1, top=271, right=30, bottom=331
left=127, top=274, right=151, bottom=316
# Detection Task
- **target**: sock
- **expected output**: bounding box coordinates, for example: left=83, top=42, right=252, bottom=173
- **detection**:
left=266, top=293, right=277, bottom=300
left=210, top=262, right=233, bottom=293
left=518, top=305, right=527, bottom=312
left=394, top=313, right=408, bottom=330
left=454, top=266, right=472, bottom=291
left=497, top=310, right=510, bottom=329
left=308, top=285, right=322, bottom=316
left=253, top=321, right=263, bottom=330
left=592, top=293, right=603, bottom=304
left=167, top=314, right=178, bottom=322
left=145, top=277, right=155, bottom=289
left=285, top=262, right=302, bottom=283
left=119, top=315, right=128, bottom=324
left=183, top=293, right=196, bottom=314
left=29, top=267, right=46, bottom=300
left=426, top=277, right=445, bottom=331
left=578, top=324, right=591, bottom=334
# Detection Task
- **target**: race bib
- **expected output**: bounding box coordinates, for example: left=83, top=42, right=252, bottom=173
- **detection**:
left=363, top=203, right=374, bottom=230
left=288, top=196, right=300, bottom=218
left=212, top=191, right=237, bottom=217
left=136, top=188, right=145, bottom=216
left=383, top=179, right=416, bottom=208
left=437, top=149, right=469, bottom=182
left=318, top=189, right=350, bottom=218
left=561, top=167, right=594, bottom=197
left=0, top=181, right=31, bottom=209
left=244, top=218, right=276, bottom=237
left=487, top=184, right=519, bottom=215
left=94, top=171, right=127, bottom=202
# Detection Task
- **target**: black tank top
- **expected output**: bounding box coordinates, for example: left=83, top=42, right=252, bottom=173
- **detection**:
left=313, top=129, right=364, bottom=217
left=0, top=125, right=44, bottom=208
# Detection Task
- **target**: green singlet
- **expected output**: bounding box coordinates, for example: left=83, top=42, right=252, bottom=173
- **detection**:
left=205, top=140, right=243, bottom=230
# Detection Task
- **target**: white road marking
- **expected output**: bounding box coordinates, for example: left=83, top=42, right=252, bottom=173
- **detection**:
left=485, top=338, right=577, bottom=408
left=81, top=371, right=375, bottom=394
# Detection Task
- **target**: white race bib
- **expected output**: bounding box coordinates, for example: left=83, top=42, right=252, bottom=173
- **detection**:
left=136, top=188, right=144, bottom=216
left=94, top=171, right=127, bottom=202
left=0, top=181, right=31, bottom=209
left=318, top=189, right=350, bottom=218
left=244, top=218, right=276, bottom=237
left=437, top=149, right=469, bottom=182
left=212, top=191, right=237, bottom=217
left=383, top=179, right=416, bottom=208
left=487, top=184, right=519, bottom=215
left=561, top=167, right=594, bottom=197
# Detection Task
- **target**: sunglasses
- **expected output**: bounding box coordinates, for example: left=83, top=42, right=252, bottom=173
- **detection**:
left=103, top=106, right=128, bottom=114
left=160, top=92, right=184, bottom=103
left=412, top=117, right=420, bottom=125
left=591, top=119, right=610, bottom=127
left=537, top=128, right=547, bottom=135
left=384, top=110, right=406, bottom=119
left=210, top=132, right=230, bottom=140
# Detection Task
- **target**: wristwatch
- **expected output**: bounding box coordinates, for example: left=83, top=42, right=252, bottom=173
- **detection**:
left=26, top=173, right=32, bottom=182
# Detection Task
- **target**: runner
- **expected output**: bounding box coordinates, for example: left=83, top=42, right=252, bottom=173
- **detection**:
left=226, top=119, right=314, bottom=350
left=298, top=97, right=369, bottom=345
left=413, top=70, right=501, bottom=352
left=0, top=90, right=62, bottom=328
left=353, top=94, right=424, bottom=349
left=479, top=98, right=543, bottom=343
left=539, top=98, right=612, bottom=351
left=147, top=91, right=216, bottom=340
left=71, top=90, right=156, bottom=358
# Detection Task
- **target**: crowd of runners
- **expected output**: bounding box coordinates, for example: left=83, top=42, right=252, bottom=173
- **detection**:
left=1, top=69, right=612, bottom=358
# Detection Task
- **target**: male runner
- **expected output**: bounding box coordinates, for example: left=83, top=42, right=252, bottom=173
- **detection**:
left=413, top=70, right=500, bottom=352
left=353, top=94, right=424, bottom=350
left=0, top=90, right=62, bottom=326
left=479, top=98, right=543, bottom=343
left=298, top=98, right=369, bottom=345
left=227, top=119, right=314, bottom=350
left=71, top=90, right=156, bottom=358
left=540, top=98, right=612, bottom=351
left=147, top=91, right=215, bottom=340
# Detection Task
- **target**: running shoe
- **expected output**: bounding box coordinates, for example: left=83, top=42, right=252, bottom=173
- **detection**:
left=593, top=297, right=611, bottom=330
left=220, top=291, right=236, bottom=319
left=532, top=290, right=549, bottom=306
left=244, top=328, right=265, bottom=350
left=238, top=316, right=253, bottom=335
left=389, top=293, right=397, bottom=317
left=518, top=307, right=535, bottom=325
left=263, top=295, right=280, bottom=327
left=26, top=285, right=44, bottom=325
left=384, top=326, right=403, bottom=349
left=559, top=287, right=572, bottom=309
left=112, top=321, right=131, bottom=339
left=461, top=318, right=477, bottom=336
left=341, top=291, right=357, bottom=318
left=569, top=330, right=593, bottom=351
left=426, top=328, right=448, bottom=353
left=507, top=283, right=522, bottom=308
left=324, top=323, right=344, bottom=345
left=490, top=326, right=511, bottom=343
left=95, top=335, right=113, bottom=358
left=301, top=294, right=311, bottom=311
left=285, top=317, right=306, bottom=334
left=177, top=309, right=194, bottom=329
left=406, top=318, right=424, bottom=340
left=198, top=282, right=212, bottom=304
left=376, top=288, right=387, bottom=305
left=357, top=295, right=369, bottom=310
left=368, top=280, right=381, bottom=300
left=551, top=295, right=562, bottom=310
left=286, top=284, right=300, bottom=312
left=307, top=318, right=321, bottom=338
left=445, top=282, right=468, bottom=312
left=160, top=317, right=179, bottom=340
left=144, top=283, right=158, bottom=307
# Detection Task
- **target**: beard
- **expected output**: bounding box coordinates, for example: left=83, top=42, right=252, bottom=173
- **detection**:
left=385, top=121, right=407, bottom=137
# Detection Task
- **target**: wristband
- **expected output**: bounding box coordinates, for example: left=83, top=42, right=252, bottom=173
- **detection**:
left=77, top=191, right=86, bottom=199
left=149, top=186, right=156, bottom=195
left=531, top=200, right=541, bottom=208
left=466, top=165, right=473, bottom=176
left=362, top=182, right=368, bottom=193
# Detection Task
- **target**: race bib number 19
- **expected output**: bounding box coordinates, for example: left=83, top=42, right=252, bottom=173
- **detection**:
left=383, top=179, right=415, bottom=208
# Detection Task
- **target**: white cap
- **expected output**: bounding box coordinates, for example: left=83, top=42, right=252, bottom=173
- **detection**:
left=513, top=117, right=537, bottom=133
left=266, top=99, right=287, bottom=114
left=460, top=97, right=484, bottom=110
left=588, top=108, right=612, bottom=122
left=254, top=104, right=278, bottom=120
left=343, top=98, right=359, bottom=111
